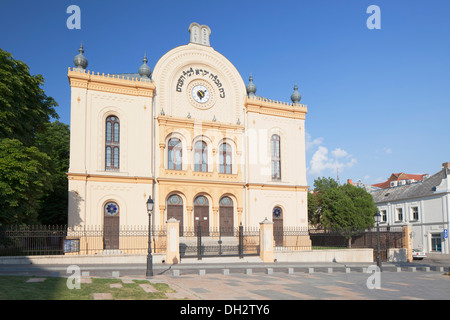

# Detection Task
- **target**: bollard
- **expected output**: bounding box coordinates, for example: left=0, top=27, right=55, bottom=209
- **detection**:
left=173, top=270, right=180, bottom=277
left=308, top=268, right=314, bottom=274
left=199, top=269, right=206, bottom=276
left=266, top=268, right=273, bottom=275
left=327, top=268, right=333, bottom=274
left=345, top=268, right=351, bottom=274
left=288, top=267, right=294, bottom=275
left=245, top=269, right=252, bottom=275
left=411, top=267, right=416, bottom=272
left=223, top=269, right=230, bottom=275
left=396, top=267, right=402, bottom=273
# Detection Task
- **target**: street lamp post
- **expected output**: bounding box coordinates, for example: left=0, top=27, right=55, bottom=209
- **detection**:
left=374, top=210, right=382, bottom=272
left=146, top=195, right=154, bottom=277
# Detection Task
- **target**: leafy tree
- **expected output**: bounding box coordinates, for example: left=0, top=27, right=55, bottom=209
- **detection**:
left=308, top=177, right=339, bottom=225
left=0, top=49, right=58, bottom=146
left=308, top=177, right=378, bottom=247
left=35, top=121, right=70, bottom=225
left=0, top=139, right=52, bottom=225
left=0, top=49, right=64, bottom=225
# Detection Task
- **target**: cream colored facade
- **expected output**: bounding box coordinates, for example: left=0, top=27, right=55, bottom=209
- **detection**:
left=67, top=23, right=308, bottom=235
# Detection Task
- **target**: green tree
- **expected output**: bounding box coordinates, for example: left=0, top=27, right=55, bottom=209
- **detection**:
left=0, top=49, right=58, bottom=146
left=35, top=121, right=70, bottom=225
left=0, top=49, right=63, bottom=225
left=0, top=139, right=52, bottom=225
left=307, top=177, right=340, bottom=225
left=308, top=177, right=377, bottom=247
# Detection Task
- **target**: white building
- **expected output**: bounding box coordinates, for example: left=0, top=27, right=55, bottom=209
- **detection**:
left=371, top=163, right=450, bottom=254
left=66, top=23, right=309, bottom=249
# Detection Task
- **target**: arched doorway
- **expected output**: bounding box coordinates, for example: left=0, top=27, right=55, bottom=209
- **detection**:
left=219, top=196, right=234, bottom=236
left=194, top=195, right=209, bottom=236
left=167, top=194, right=183, bottom=236
left=273, top=206, right=283, bottom=246
left=104, top=201, right=120, bottom=250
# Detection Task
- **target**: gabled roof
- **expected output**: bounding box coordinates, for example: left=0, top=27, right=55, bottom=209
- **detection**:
left=372, top=173, right=428, bottom=189
left=371, top=168, right=449, bottom=203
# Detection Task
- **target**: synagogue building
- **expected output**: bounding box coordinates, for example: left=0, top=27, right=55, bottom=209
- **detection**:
left=67, top=23, right=309, bottom=248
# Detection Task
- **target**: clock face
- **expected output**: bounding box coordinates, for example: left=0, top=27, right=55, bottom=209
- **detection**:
left=191, top=85, right=210, bottom=104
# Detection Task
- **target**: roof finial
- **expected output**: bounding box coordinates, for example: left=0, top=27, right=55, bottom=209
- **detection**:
left=246, top=73, right=257, bottom=97
left=138, top=52, right=151, bottom=79
left=73, top=41, right=88, bottom=70
left=290, top=82, right=301, bottom=105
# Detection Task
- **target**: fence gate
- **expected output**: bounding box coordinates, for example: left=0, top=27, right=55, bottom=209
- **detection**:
left=179, top=224, right=259, bottom=260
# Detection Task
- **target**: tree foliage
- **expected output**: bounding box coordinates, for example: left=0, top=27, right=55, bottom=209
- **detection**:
left=308, top=177, right=378, bottom=246
left=0, top=49, right=66, bottom=225
left=0, top=139, right=52, bottom=224
left=0, top=49, right=58, bottom=146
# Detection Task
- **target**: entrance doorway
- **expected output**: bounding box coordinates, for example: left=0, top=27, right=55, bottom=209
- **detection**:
left=194, top=195, right=209, bottom=236
left=167, top=194, right=183, bottom=236
left=104, top=201, right=120, bottom=250
left=219, top=196, right=234, bottom=236
left=273, top=206, right=283, bottom=246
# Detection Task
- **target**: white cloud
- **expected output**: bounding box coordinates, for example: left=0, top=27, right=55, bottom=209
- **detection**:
left=332, top=148, right=348, bottom=158
left=305, top=132, right=324, bottom=152
left=306, top=135, right=357, bottom=178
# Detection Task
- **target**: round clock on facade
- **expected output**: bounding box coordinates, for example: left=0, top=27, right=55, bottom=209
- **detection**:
left=192, top=85, right=210, bottom=104
left=187, top=80, right=215, bottom=110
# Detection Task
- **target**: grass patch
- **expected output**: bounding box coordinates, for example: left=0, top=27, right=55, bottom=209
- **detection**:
left=0, top=275, right=177, bottom=300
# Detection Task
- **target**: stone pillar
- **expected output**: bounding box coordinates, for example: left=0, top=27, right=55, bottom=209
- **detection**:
left=403, top=225, right=413, bottom=263
left=166, top=218, right=180, bottom=264
left=259, top=218, right=274, bottom=263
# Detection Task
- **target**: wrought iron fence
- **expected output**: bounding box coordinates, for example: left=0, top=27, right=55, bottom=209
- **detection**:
left=179, top=225, right=260, bottom=259
left=0, top=225, right=166, bottom=256
left=0, top=224, right=404, bottom=259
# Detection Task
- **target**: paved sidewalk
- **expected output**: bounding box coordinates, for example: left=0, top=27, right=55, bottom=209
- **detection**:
left=135, top=265, right=450, bottom=300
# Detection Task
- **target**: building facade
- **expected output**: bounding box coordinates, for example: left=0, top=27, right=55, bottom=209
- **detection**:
left=371, top=163, right=450, bottom=254
left=67, top=23, right=309, bottom=243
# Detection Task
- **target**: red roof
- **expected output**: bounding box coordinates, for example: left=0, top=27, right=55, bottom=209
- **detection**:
left=372, top=173, right=428, bottom=189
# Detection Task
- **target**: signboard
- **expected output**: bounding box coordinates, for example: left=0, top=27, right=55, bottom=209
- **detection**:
left=444, top=229, right=448, bottom=239
left=64, top=239, right=80, bottom=253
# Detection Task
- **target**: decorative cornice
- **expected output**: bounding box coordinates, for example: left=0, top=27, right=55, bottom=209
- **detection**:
left=244, top=96, right=307, bottom=120
left=246, top=183, right=309, bottom=192
left=67, top=173, right=154, bottom=184
left=67, top=68, right=156, bottom=97
left=157, top=114, right=244, bottom=131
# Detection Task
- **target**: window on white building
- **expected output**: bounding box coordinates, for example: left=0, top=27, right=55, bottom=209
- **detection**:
left=396, top=208, right=403, bottom=222
left=380, top=210, right=387, bottom=222
left=410, top=206, right=419, bottom=221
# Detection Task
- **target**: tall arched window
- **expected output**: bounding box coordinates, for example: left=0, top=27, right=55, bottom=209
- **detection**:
left=168, top=138, right=182, bottom=170
left=271, top=134, right=281, bottom=180
left=219, top=143, right=232, bottom=174
left=105, top=116, right=120, bottom=171
left=194, top=141, right=208, bottom=172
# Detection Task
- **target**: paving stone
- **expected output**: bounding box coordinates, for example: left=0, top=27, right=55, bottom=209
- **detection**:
left=139, top=283, right=158, bottom=293
left=93, top=293, right=113, bottom=300
left=110, top=283, right=123, bottom=289
left=26, top=278, right=46, bottom=283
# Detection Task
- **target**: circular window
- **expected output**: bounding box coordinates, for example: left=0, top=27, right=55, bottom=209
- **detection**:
left=104, top=202, right=119, bottom=216
left=273, top=206, right=282, bottom=218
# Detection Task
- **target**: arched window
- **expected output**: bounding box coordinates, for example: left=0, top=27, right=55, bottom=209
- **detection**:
left=219, top=143, right=232, bottom=174
left=105, top=116, right=120, bottom=171
left=194, top=141, right=208, bottom=172
left=168, top=138, right=182, bottom=170
left=271, top=134, right=281, bottom=180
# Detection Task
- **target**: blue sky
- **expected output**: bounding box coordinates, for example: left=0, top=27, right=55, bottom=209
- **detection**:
left=1, top=0, right=449, bottom=186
